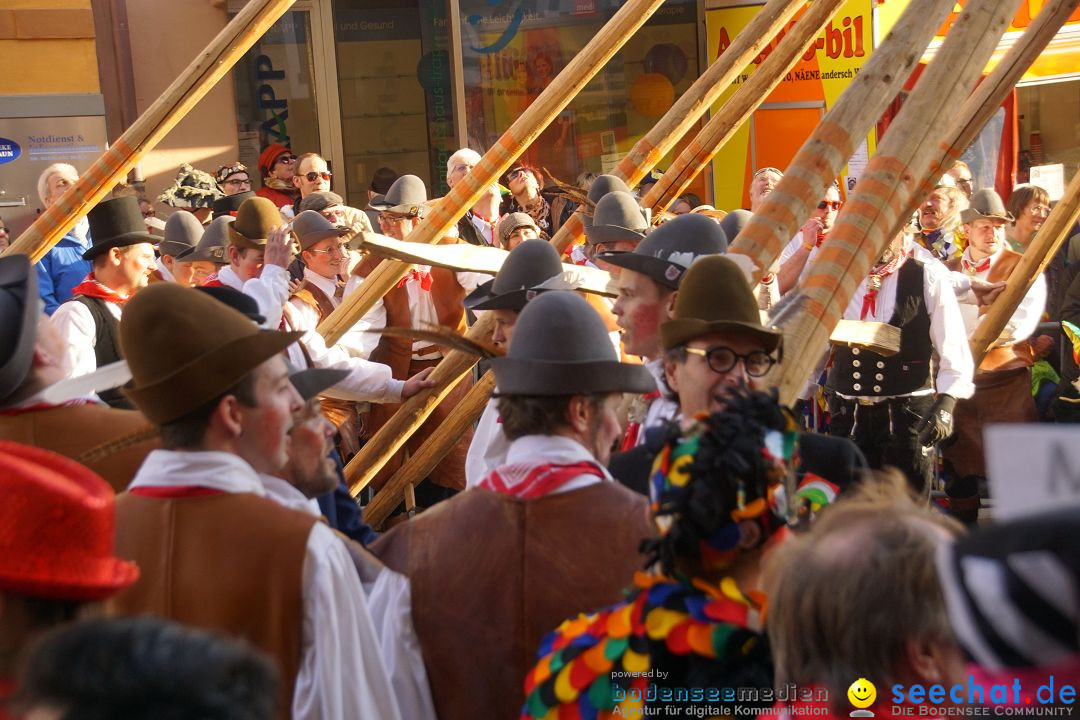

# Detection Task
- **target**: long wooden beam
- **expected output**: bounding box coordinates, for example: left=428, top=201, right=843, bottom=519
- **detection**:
left=769, top=0, right=1025, bottom=404
left=317, top=0, right=668, bottom=346
left=4, top=0, right=297, bottom=261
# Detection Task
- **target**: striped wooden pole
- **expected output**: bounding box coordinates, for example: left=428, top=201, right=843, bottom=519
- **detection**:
left=725, top=0, right=958, bottom=280
left=637, top=0, right=847, bottom=218
left=317, top=0, right=668, bottom=346
left=3, top=0, right=297, bottom=262
left=546, top=0, right=805, bottom=255
left=770, top=0, right=1024, bottom=405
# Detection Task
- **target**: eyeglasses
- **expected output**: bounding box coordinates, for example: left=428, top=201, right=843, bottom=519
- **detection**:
left=303, top=171, right=332, bottom=182
left=684, top=346, right=776, bottom=378
left=224, top=178, right=251, bottom=186
left=306, top=242, right=348, bottom=256
left=276, top=155, right=297, bottom=165
left=817, top=200, right=842, bottom=211
left=955, top=177, right=973, bottom=187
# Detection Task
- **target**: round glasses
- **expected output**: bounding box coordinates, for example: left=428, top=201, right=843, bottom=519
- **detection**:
left=224, top=178, right=251, bottom=187
left=684, top=346, right=776, bottom=377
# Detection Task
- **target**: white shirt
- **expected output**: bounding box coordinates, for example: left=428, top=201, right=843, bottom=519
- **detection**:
left=129, top=450, right=403, bottom=720
left=642, top=358, right=679, bottom=437
left=50, top=297, right=123, bottom=379
left=492, top=434, right=612, bottom=495
left=293, top=267, right=384, bottom=359
left=778, top=232, right=818, bottom=288
left=467, top=212, right=495, bottom=246
left=259, top=472, right=437, bottom=720
left=155, top=257, right=175, bottom=283
left=838, top=254, right=975, bottom=400
left=465, top=396, right=511, bottom=488
left=215, top=264, right=291, bottom=330
left=953, top=247, right=1046, bottom=347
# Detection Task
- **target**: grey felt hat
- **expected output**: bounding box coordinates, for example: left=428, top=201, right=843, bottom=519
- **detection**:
left=159, top=210, right=204, bottom=258
left=581, top=174, right=631, bottom=230
left=0, top=255, right=39, bottom=404
left=368, top=174, right=427, bottom=217
left=292, top=210, right=348, bottom=251
left=599, top=213, right=728, bottom=289
left=464, top=239, right=564, bottom=312
left=490, top=291, right=655, bottom=396
left=298, top=191, right=344, bottom=213
left=177, top=216, right=231, bottom=264
left=583, top=191, right=649, bottom=246
left=960, top=188, right=1014, bottom=224
left=718, top=209, right=752, bottom=243
left=82, top=196, right=159, bottom=261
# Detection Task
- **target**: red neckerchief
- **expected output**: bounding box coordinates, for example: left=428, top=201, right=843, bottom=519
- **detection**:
left=620, top=390, right=662, bottom=451
left=397, top=268, right=433, bottom=291
left=71, top=273, right=133, bottom=305
left=200, top=274, right=224, bottom=287
left=0, top=398, right=96, bottom=416
left=860, top=250, right=909, bottom=320
left=129, top=486, right=226, bottom=498
left=962, top=254, right=992, bottom=275
left=479, top=461, right=606, bottom=499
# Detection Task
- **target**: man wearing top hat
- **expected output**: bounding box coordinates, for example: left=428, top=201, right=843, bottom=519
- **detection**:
left=50, top=196, right=158, bottom=408
left=201, top=196, right=292, bottom=329
left=0, top=441, right=139, bottom=713
left=942, top=188, right=1046, bottom=521
left=601, top=213, right=728, bottom=449
left=151, top=210, right=201, bottom=286
left=372, top=290, right=655, bottom=720
left=178, top=215, right=231, bottom=286
left=108, top=283, right=403, bottom=720
left=255, top=144, right=298, bottom=210
left=0, top=254, right=158, bottom=492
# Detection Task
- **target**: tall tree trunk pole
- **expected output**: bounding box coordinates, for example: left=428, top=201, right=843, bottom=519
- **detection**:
left=4, top=0, right=297, bottom=261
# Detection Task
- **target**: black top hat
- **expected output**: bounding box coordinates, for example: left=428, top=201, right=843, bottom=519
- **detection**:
left=82, top=196, right=159, bottom=261
left=290, top=368, right=350, bottom=402
left=194, top=285, right=266, bottom=325
left=465, top=239, right=565, bottom=312
left=369, top=175, right=427, bottom=216
left=491, top=291, right=655, bottom=396
left=599, top=213, right=727, bottom=289
left=178, top=216, right=231, bottom=264
left=293, top=210, right=348, bottom=251
left=584, top=191, right=649, bottom=246
left=159, top=211, right=204, bottom=258
left=212, top=190, right=255, bottom=219
left=0, top=255, right=39, bottom=404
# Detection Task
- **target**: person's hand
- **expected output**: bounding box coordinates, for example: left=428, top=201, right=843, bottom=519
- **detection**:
left=264, top=225, right=293, bottom=269
left=915, top=394, right=957, bottom=447
left=971, top=278, right=1006, bottom=307
left=800, top=217, right=825, bottom=249
left=287, top=277, right=306, bottom=296
left=401, top=367, right=437, bottom=399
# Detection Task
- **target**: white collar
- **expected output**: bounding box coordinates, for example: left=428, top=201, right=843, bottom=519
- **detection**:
left=215, top=265, right=243, bottom=290
left=258, top=473, right=321, bottom=516
left=130, top=450, right=265, bottom=495
left=303, top=267, right=340, bottom=304
left=504, top=435, right=611, bottom=480
left=156, top=257, right=175, bottom=282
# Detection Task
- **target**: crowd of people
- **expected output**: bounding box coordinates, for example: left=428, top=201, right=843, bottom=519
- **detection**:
left=0, top=142, right=1077, bottom=720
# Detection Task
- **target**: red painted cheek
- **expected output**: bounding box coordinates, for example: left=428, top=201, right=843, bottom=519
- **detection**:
left=626, top=302, right=661, bottom=342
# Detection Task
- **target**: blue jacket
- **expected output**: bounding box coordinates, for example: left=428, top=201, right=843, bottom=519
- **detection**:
left=37, top=227, right=92, bottom=315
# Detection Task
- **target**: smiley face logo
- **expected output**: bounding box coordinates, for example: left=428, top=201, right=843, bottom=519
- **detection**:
left=847, top=678, right=876, bottom=716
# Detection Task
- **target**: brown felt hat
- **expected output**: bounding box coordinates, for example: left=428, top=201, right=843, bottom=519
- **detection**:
left=661, top=254, right=782, bottom=354
left=119, top=283, right=301, bottom=425
left=227, top=196, right=282, bottom=250
left=292, top=210, right=348, bottom=251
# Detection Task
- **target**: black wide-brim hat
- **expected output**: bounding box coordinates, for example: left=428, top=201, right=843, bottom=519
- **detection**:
left=464, top=239, right=564, bottom=312
left=600, top=213, right=728, bottom=290
left=290, top=368, right=350, bottom=402
left=490, top=291, right=655, bottom=396
left=213, top=190, right=255, bottom=219
left=0, top=255, right=39, bottom=404
left=82, top=196, right=159, bottom=261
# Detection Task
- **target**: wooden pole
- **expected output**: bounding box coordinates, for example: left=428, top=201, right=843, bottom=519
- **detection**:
left=546, top=0, right=805, bottom=255
left=637, top=0, right=846, bottom=218
left=970, top=168, right=1080, bottom=363
left=362, top=371, right=497, bottom=525
left=769, top=0, right=1024, bottom=405
left=318, top=0, right=667, bottom=346
left=3, top=0, right=297, bottom=262
left=725, top=0, right=958, bottom=280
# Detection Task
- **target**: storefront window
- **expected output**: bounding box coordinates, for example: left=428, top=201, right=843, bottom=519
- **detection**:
left=332, top=0, right=455, bottom=207
left=233, top=11, right=322, bottom=180
left=1018, top=80, right=1080, bottom=190
left=458, top=0, right=699, bottom=189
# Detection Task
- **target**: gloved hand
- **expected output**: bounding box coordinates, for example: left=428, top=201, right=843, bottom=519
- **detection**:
left=915, top=394, right=957, bottom=447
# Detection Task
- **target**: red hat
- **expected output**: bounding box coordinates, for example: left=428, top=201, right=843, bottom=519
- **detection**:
left=257, top=144, right=292, bottom=177
left=0, top=441, right=139, bottom=600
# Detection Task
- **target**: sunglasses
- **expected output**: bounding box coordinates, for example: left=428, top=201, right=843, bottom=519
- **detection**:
left=506, top=168, right=529, bottom=181
left=303, top=171, right=332, bottom=182
left=275, top=154, right=297, bottom=164
left=817, top=200, right=842, bottom=211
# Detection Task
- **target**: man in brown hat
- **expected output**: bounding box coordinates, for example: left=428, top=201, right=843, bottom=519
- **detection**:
left=202, top=196, right=292, bottom=329
left=372, top=290, right=655, bottom=720
left=152, top=210, right=201, bottom=286
left=109, top=283, right=403, bottom=720
left=942, top=188, right=1045, bottom=522
left=50, top=196, right=157, bottom=408
left=0, top=254, right=158, bottom=491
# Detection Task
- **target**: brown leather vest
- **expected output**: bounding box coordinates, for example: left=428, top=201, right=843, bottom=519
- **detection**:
left=109, top=492, right=314, bottom=719
left=371, top=482, right=653, bottom=720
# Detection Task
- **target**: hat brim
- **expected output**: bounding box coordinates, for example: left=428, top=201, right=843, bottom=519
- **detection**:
left=584, top=224, right=646, bottom=246
left=960, top=209, right=1015, bottom=224
left=159, top=240, right=196, bottom=258
left=0, top=554, right=139, bottom=602
left=598, top=252, right=685, bottom=289
left=177, top=245, right=227, bottom=263
left=81, top=232, right=159, bottom=261
left=465, top=280, right=550, bottom=312
left=491, top=358, right=656, bottom=396
left=0, top=256, right=39, bottom=404
left=124, top=329, right=303, bottom=425
left=290, top=367, right=350, bottom=401
left=661, top=318, right=783, bottom=355
left=298, top=227, right=349, bottom=251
